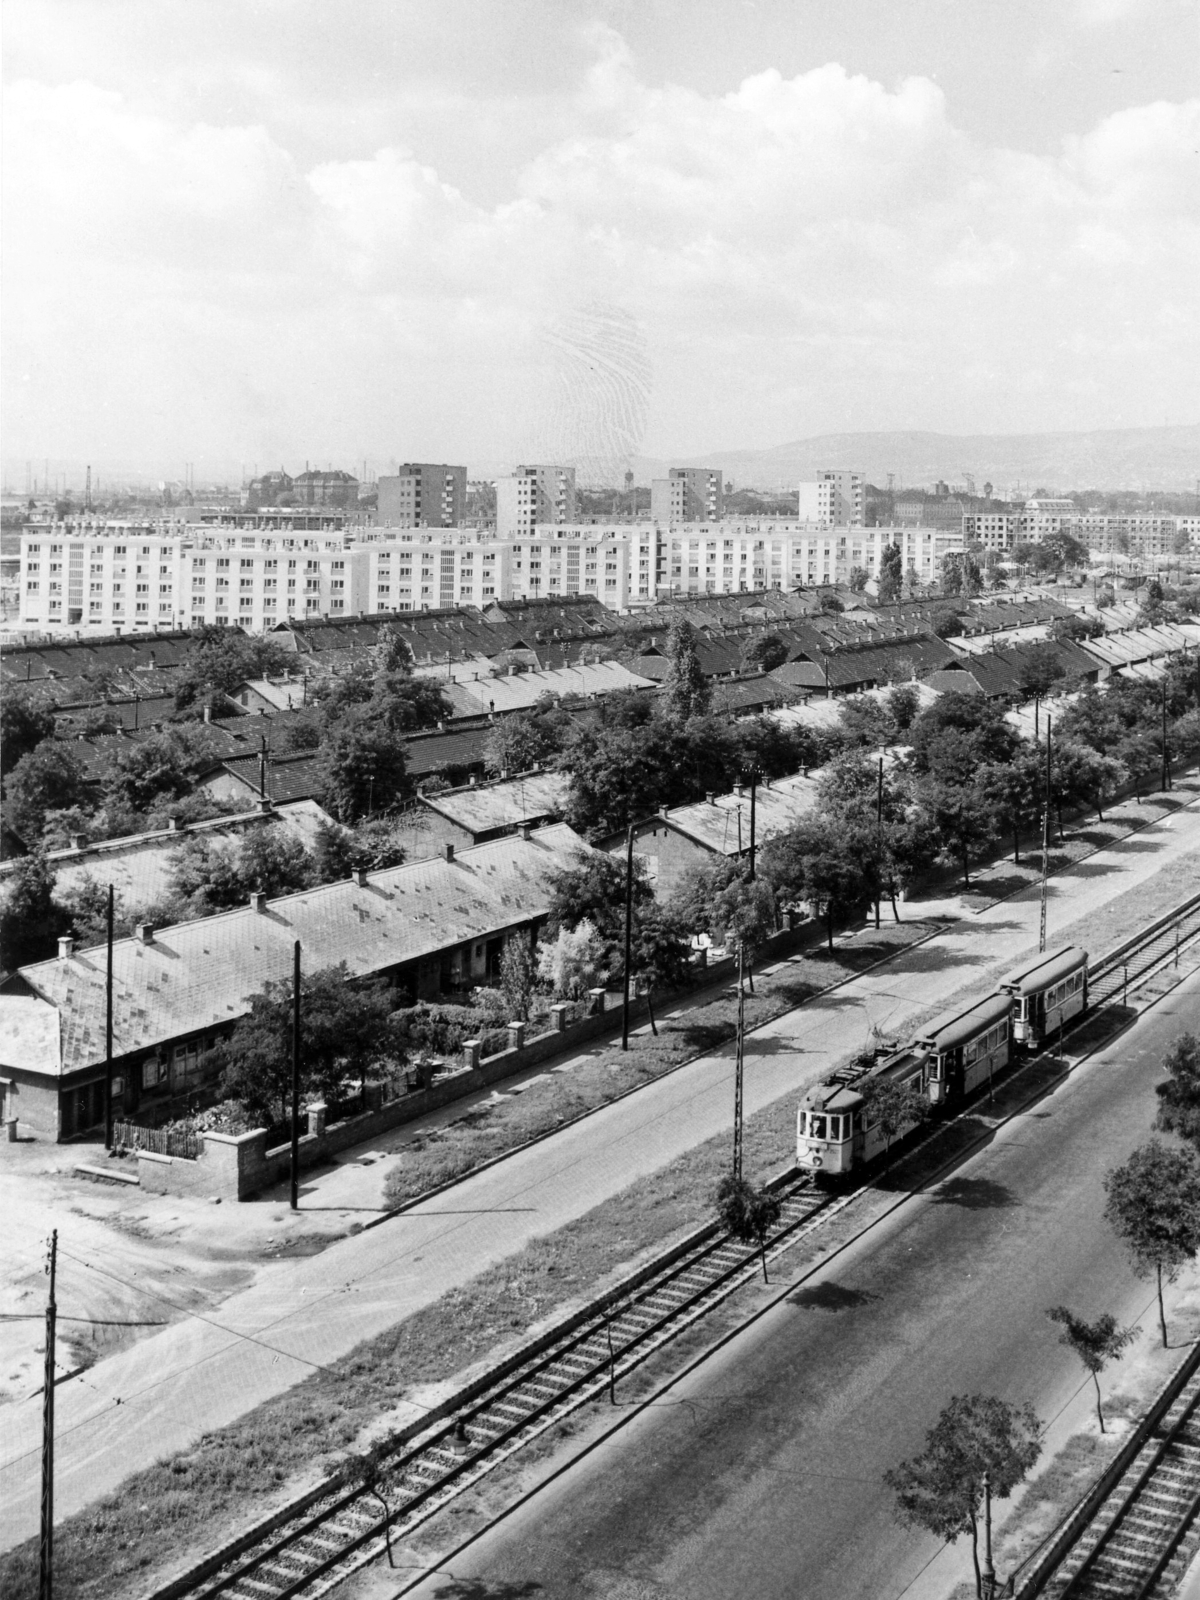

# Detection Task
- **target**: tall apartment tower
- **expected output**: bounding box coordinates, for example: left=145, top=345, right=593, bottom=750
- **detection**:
left=376, top=463, right=467, bottom=527
left=495, top=464, right=577, bottom=538
left=650, top=467, right=723, bottom=524
left=797, top=471, right=864, bottom=526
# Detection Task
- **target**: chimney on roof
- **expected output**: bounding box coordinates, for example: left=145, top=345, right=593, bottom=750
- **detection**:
left=706, top=791, right=715, bottom=804
left=500, top=767, right=509, bottom=780
left=520, top=821, right=533, bottom=841
left=734, top=783, right=745, bottom=798
left=659, top=806, right=669, bottom=819
left=70, top=833, right=87, bottom=851
left=57, top=936, right=74, bottom=960
left=137, top=923, right=154, bottom=944
left=250, top=891, right=267, bottom=912
left=353, top=867, right=368, bottom=887
left=167, top=817, right=180, bottom=831
left=203, top=704, right=211, bottom=723
left=444, top=842, right=455, bottom=861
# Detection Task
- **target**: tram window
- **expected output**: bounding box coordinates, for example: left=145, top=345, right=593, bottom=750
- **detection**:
left=811, top=1116, right=827, bottom=1140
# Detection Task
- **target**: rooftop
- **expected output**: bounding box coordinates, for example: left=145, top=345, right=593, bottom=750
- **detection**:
left=3, top=822, right=589, bottom=1078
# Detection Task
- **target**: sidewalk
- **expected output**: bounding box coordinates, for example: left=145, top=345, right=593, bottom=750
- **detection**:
left=4, top=795, right=1200, bottom=1551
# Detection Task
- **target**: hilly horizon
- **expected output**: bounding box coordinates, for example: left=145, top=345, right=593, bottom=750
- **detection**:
left=630, top=424, right=1200, bottom=494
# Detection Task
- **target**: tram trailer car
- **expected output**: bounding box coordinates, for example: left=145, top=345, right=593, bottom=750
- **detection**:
left=998, top=946, right=1088, bottom=1047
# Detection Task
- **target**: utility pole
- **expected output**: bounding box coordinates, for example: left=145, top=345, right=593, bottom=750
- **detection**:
left=290, top=942, right=301, bottom=1212
left=1039, top=717, right=1052, bottom=954
left=733, top=943, right=745, bottom=1182
left=1162, top=680, right=1170, bottom=792
left=621, top=824, right=635, bottom=1051
left=748, top=772, right=758, bottom=883
left=259, top=735, right=268, bottom=802
left=40, top=1229, right=57, bottom=1600
left=980, top=1470, right=996, bottom=1600
left=875, top=756, right=884, bottom=930
left=104, top=886, right=114, bottom=1151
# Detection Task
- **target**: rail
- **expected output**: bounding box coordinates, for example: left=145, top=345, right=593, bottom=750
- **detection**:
left=153, top=1173, right=836, bottom=1600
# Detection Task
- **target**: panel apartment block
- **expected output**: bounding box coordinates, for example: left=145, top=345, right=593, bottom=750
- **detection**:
left=375, top=463, right=467, bottom=528
left=650, top=468, right=724, bottom=524
left=495, top=465, right=577, bottom=538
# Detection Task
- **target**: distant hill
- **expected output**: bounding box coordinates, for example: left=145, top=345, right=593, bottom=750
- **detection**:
left=631, top=425, right=1200, bottom=493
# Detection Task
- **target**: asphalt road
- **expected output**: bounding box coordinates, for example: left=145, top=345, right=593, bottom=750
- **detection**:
left=4, top=801, right=1200, bottom=1550
left=397, top=967, right=1200, bottom=1600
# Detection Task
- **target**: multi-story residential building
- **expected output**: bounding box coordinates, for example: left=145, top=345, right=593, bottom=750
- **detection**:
left=797, top=471, right=864, bottom=527
left=17, top=519, right=966, bottom=633
left=376, top=463, right=467, bottom=528
left=650, top=468, right=724, bottom=524
left=494, top=465, right=577, bottom=538
left=18, top=526, right=365, bottom=633
left=962, top=512, right=1019, bottom=551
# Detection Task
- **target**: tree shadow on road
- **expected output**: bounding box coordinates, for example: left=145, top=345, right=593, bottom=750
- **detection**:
left=787, top=1282, right=878, bottom=1313
left=929, top=1175, right=1020, bottom=1210
left=429, top=1581, right=544, bottom=1598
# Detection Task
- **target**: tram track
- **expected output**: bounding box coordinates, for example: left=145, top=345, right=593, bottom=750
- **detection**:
left=1020, top=1352, right=1200, bottom=1598
left=148, top=892, right=1200, bottom=1600
left=156, top=1177, right=847, bottom=1600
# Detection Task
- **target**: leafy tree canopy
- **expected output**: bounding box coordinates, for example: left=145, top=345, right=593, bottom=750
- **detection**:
left=5, top=741, right=91, bottom=838
left=0, top=691, right=56, bottom=775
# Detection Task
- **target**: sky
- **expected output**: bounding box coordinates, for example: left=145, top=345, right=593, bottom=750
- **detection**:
left=2, top=0, right=1198, bottom=484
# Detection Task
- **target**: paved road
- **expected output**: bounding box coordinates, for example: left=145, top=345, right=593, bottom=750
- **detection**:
left=397, top=959, right=1200, bottom=1599
left=3, top=800, right=1200, bottom=1551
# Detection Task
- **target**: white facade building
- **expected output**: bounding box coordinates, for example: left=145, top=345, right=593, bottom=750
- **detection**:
left=18, top=519, right=966, bottom=634
left=494, top=465, right=577, bottom=538
left=797, top=472, right=864, bottom=527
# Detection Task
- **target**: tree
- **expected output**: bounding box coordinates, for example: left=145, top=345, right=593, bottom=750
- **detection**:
left=759, top=817, right=866, bottom=951
left=1052, top=614, right=1104, bottom=643
left=318, top=711, right=413, bottom=823
left=713, top=1173, right=782, bottom=1282
left=914, top=777, right=998, bottom=888
left=547, top=849, right=652, bottom=948
left=483, top=698, right=569, bottom=776
left=740, top=634, right=788, bottom=673
left=1052, top=741, right=1124, bottom=825
left=877, top=543, right=903, bottom=603
left=217, top=963, right=395, bottom=1124
left=662, top=618, right=711, bottom=721
left=978, top=749, right=1043, bottom=863
left=5, top=741, right=91, bottom=838
left=0, top=691, right=55, bottom=775
left=0, top=853, right=70, bottom=971
left=499, top=934, right=537, bottom=1021
left=885, top=1395, right=1041, bottom=1598
left=312, top=817, right=357, bottom=883
left=101, top=725, right=221, bottom=811
left=887, top=683, right=922, bottom=733
left=848, top=566, right=868, bottom=592
left=1045, top=1307, right=1137, bottom=1433
left=536, top=920, right=608, bottom=1000
left=929, top=607, right=965, bottom=639
left=172, top=626, right=291, bottom=714
left=682, top=858, right=778, bottom=983
left=167, top=828, right=314, bottom=913
left=1104, top=1140, right=1200, bottom=1346
left=861, top=1076, right=928, bottom=1155
left=630, top=907, right=693, bottom=1032
left=1015, top=642, right=1067, bottom=701
left=342, top=1444, right=398, bottom=1567
left=557, top=719, right=684, bottom=837
left=1155, top=1033, right=1200, bottom=1152
left=909, top=693, right=1019, bottom=780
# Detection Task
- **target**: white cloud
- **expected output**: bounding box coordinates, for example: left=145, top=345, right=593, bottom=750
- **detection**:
left=2, top=36, right=1198, bottom=472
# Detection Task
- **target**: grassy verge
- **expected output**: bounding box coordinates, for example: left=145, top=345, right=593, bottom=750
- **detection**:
left=383, top=920, right=932, bottom=1208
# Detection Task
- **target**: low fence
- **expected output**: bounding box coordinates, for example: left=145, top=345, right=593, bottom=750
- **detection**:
left=113, top=1120, right=201, bottom=1160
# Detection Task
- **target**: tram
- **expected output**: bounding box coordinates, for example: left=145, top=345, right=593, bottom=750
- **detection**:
left=997, top=946, right=1088, bottom=1047
left=796, top=947, right=1091, bottom=1179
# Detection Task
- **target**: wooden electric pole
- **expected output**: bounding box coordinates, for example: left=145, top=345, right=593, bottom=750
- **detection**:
left=40, top=1229, right=58, bottom=1600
